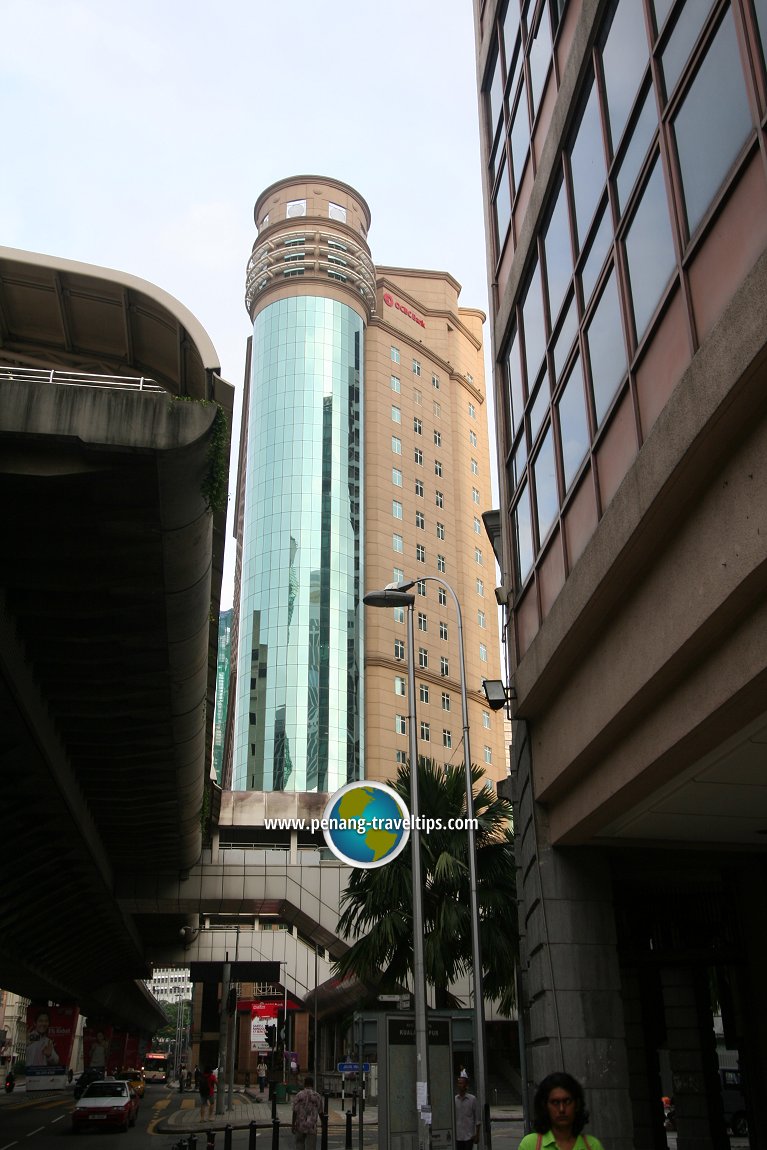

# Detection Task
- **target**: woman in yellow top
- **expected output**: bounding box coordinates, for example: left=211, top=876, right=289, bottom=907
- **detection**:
left=518, top=1073, right=605, bottom=1150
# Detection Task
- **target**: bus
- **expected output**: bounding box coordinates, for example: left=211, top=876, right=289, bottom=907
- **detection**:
left=143, top=1052, right=172, bottom=1083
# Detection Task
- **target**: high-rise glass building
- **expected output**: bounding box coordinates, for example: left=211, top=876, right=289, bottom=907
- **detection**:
left=228, top=175, right=505, bottom=795
left=212, top=609, right=232, bottom=784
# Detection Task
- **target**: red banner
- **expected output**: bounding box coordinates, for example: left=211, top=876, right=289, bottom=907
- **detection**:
left=25, top=1003, right=79, bottom=1091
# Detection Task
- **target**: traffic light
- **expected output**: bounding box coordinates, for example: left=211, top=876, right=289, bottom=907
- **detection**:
left=265, top=1024, right=276, bottom=1048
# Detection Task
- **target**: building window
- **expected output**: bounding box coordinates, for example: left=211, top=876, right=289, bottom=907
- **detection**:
left=474, top=517, right=482, bottom=534
left=392, top=405, right=401, bottom=423
left=328, top=202, right=347, bottom=223
left=414, top=388, right=423, bottom=406
left=392, top=467, right=403, bottom=486
left=438, top=587, right=447, bottom=606
left=393, top=606, right=405, bottom=623
left=395, top=715, right=407, bottom=735
left=420, top=683, right=430, bottom=704
left=393, top=533, right=404, bottom=553
left=419, top=648, right=429, bottom=669
left=395, top=639, right=405, bottom=660
left=391, top=375, right=401, bottom=392
left=415, top=479, right=424, bottom=497
left=443, top=729, right=452, bottom=749
left=415, top=448, right=424, bottom=465
left=484, top=746, right=493, bottom=765
left=471, top=458, right=479, bottom=474
left=440, top=622, right=449, bottom=641
left=393, top=500, right=403, bottom=519
left=476, top=578, right=484, bottom=596
left=436, top=522, right=445, bottom=540
left=433, top=401, right=441, bottom=417
left=396, top=749, right=408, bottom=765
left=434, top=430, right=442, bottom=446
left=442, top=691, right=451, bottom=711
left=473, top=487, right=480, bottom=504
left=394, top=567, right=404, bottom=583
left=417, top=579, right=426, bottom=596
left=482, top=710, right=491, bottom=729
left=440, top=656, right=449, bottom=677
left=432, top=373, right=440, bottom=389
left=413, top=359, right=421, bottom=376
left=420, top=720, right=430, bottom=741
left=470, top=430, right=478, bottom=447
left=435, top=491, right=444, bottom=508
left=437, top=554, right=446, bottom=573
left=479, top=643, right=488, bottom=662
left=416, top=511, right=425, bottom=529
left=418, top=612, right=428, bottom=632
left=435, top=460, right=443, bottom=476
left=391, top=346, right=400, bottom=363
left=416, top=544, right=426, bottom=563
left=287, top=198, right=307, bottom=217
left=475, top=547, right=483, bottom=564
left=392, top=436, right=402, bottom=455
left=478, top=610, right=486, bottom=628
left=468, top=402, right=476, bottom=418
left=414, top=417, right=423, bottom=435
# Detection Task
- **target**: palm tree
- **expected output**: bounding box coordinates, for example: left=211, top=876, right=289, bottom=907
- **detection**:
left=333, top=757, right=518, bottom=1014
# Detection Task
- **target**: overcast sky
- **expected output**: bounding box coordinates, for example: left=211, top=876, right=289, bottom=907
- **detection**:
left=1, top=0, right=494, bottom=606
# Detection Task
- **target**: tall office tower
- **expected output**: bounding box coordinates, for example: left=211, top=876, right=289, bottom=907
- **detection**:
left=212, top=608, right=232, bottom=784
left=231, top=176, right=505, bottom=793
left=475, top=0, right=767, bottom=1142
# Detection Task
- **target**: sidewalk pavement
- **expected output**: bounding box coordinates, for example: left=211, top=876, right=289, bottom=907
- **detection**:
left=159, top=1089, right=523, bottom=1135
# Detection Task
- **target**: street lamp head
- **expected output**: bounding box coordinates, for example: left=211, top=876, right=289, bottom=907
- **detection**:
left=481, top=679, right=515, bottom=712
left=363, top=588, right=415, bottom=608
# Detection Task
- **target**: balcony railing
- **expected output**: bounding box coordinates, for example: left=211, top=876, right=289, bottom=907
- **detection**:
left=0, top=364, right=166, bottom=393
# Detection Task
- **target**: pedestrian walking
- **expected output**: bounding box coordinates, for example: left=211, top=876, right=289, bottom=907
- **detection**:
left=257, top=1058, right=268, bottom=1093
left=455, top=1073, right=481, bottom=1149
left=291, top=1075, right=323, bottom=1150
left=517, top=1072, right=605, bottom=1150
left=198, top=1065, right=216, bottom=1121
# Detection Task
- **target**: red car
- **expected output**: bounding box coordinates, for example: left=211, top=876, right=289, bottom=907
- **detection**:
left=71, top=1079, right=139, bottom=1133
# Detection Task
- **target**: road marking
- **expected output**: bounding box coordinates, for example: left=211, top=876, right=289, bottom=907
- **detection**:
left=26, top=1128, right=45, bottom=1137
left=0, top=1140, right=20, bottom=1150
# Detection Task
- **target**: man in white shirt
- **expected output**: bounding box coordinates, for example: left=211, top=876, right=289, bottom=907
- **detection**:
left=455, top=1073, right=480, bottom=1150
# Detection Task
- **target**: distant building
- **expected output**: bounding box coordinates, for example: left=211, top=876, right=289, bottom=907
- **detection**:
left=146, top=969, right=192, bottom=1003
left=212, top=609, right=233, bottom=783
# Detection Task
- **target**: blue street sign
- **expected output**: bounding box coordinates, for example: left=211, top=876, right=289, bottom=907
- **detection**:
left=337, top=1062, right=370, bottom=1073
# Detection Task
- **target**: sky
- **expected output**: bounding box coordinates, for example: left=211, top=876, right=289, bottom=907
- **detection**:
left=0, top=0, right=494, bottom=607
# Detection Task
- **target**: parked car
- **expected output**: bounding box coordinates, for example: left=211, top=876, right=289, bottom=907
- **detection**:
left=73, top=1067, right=104, bottom=1099
left=71, top=1079, right=139, bottom=1133
left=114, top=1068, right=145, bottom=1098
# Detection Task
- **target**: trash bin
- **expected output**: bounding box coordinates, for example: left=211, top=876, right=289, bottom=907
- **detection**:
left=275, top=1082, right=287, bottom=1104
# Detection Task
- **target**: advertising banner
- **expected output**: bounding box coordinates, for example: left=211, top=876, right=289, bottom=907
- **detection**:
left=83, top=1023, right=114, bottom=1072
left=250, top=1002, right=278, bottom=1052
left=25, top=1003, right=79, bottom=1091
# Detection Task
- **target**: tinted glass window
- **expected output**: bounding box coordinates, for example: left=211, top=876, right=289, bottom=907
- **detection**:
left=552, top=294, right=578, bottom=382
left=529, top=372, right=550, bottom=444
left=507, top=330, right=525, bottom=433
left=652, top=0, right=674, bottom=32
left=569, top=84, right=606, bottom=251
left=615, top=86, right=658, bottom=214
left=625, top=157, right=676, bottom=340
left=488, top=51, right=504, bottom=135
left=495, top=159, right=513, bottom=253
left=522, top=261, right=546, bottom=386
left=602, top=0, right=649, bottom=153
left=514, top=482, right=535, bottom=584
left=544, top=182, right=572, bottom=325
left=662, top=1, right=709, bottom=97
left=557, top=355, right=590, bottom=490
left=754, top=0, right=767, bottom=70
left=529, top=5, right=553, bottom=119
left=580, top=205, right=612, bottom=306
left=511, top=81, right=531, bottom=188
left=673, top=11, right=752, bottom=236
left=586, top=268, right=627, bottom=425
left=533, top=426, right=558, bottom=542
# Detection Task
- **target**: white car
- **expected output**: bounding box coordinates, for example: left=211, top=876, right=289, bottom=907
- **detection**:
left=71, top=1079, right=140, bottom=1133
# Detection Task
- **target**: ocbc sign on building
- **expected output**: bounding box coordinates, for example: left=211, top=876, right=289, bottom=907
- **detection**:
left=383, top=292, right=425, bottom=328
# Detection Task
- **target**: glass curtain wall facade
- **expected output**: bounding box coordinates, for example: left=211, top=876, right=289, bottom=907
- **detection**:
left=232, top=295, right=364, bottom=792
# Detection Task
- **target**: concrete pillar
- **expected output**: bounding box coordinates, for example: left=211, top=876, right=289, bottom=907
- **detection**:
left=512, top=720, right=633, bottom=1149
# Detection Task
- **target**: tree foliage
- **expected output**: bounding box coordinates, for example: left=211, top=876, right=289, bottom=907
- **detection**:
left=333, top=758, right=518, bottom=1014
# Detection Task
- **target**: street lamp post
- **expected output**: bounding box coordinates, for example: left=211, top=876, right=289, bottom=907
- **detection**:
left=363, top=587, right=431, bottom=1149
left=389, top=577, right=489, bottom=1148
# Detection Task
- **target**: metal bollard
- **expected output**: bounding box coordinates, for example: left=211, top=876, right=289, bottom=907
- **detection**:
left=345, top=1109, right=353, bottom=1150
left=248, top=1119, right=259, bottom=1150
left=271, top=1116, right=280, bottom=1150
left=352, top=1089, right=357, bottom=1117
left=320, top=1110, right=329, bottom=1150
left=207, top=1131, right=216, bottom=1150
left=224, top=1125, right=233, bottom=1150
left=271, top=1088, right=278, bottom=1121
left=323, top=1091, right=329, bottom=1115
left=190, top=1136, right=198, bottom=1150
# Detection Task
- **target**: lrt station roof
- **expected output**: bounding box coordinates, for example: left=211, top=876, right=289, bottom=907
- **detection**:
left=0, top=247, right=234, bottom=1032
